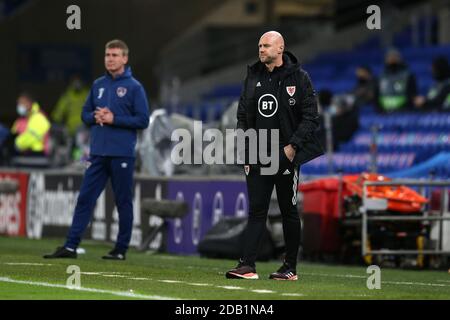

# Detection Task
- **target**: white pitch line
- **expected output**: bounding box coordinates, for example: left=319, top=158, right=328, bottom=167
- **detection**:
left=0, top=277, right=179, bottom=300
left=383, top=281, right=449, bottom=287
left=303, top=272, right=450, bottom=288
left=4, top=262, right=53, bottom=266
left=281, top=293, right=305, bottom=297
left=158, top=279, right=183, bottom=284
left=80, top=272, right=103, bottom=275
left=216, top=285, right=244, bottom=290
left=302, top=272, right=366, bottom=279
left=186, top=283, right=212, bottom=287
left=53, top=271, right=303, bottom=298
left=80, top=272, right=130, bottom=276
left=101, top=272, right=132, bottom=275
left=251, top=289, right=276, bottom=294
left=437, top=280, right=450, bottom=283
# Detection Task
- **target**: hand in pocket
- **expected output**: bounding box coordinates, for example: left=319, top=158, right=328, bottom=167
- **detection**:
left=283, top=145, right=295, bottom=163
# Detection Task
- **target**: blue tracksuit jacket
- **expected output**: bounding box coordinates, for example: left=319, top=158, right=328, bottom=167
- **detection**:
left=81, top=66, right=150, bottom=157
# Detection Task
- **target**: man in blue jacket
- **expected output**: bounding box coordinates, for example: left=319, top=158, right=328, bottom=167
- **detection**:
left=44, top=39, right=150, bottom=260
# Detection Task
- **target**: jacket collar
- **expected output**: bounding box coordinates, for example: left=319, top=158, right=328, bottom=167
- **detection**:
left=249, top=51, right=300, bottom=77
left=106, top=66, right=132, bottom=80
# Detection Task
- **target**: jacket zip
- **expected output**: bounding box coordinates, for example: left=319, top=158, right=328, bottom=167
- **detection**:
left=104, top=77, right=112, bottom=156
left=276, top=74, right=293, bottom=148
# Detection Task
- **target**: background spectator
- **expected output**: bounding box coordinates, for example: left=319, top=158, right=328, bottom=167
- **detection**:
left=51, top=74, right=89, bottom=136
left=317, top=89, right=359, bottom=151
left=11, top=92, right=51, bottom=156
left=353, top=65, right=379, bottom=108
left=378, top=48, right=417, bottom=112
left=414, top=56, right=450, bottom=110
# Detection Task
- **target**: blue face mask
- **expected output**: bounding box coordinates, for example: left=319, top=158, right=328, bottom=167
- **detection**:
left=16, top=104, right=28, bottom=116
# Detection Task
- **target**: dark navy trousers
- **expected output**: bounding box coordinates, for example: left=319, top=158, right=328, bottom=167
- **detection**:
left=65, top=155, right=135, bottom=252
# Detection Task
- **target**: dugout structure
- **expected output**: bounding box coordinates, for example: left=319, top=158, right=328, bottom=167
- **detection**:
left=360, top=179, right=450, bottom=268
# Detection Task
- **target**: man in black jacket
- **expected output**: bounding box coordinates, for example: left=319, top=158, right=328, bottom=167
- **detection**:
left=226, top=31, right=323, bottom=280
left=414, top=56, right=450, bottom=110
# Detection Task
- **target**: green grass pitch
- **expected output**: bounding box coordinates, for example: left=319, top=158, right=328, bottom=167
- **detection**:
left=0, top=236, right=449, bottom=300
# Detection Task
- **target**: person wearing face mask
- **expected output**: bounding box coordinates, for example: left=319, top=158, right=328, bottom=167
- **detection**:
left=378, top=48, right=417, bottom=113
left=51, top=74, right=89, bottom=136
left=353, top=65, right=379, bottom=108
left=414, top=56, right=450, bottom=111
left=11, top=92, right=51, bottom=156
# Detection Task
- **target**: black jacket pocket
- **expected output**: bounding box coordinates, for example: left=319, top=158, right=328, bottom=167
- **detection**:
left=294, top=133, right=324, bottom=166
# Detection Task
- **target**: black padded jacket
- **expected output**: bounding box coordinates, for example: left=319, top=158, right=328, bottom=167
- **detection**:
left=236, top=51, right=324, bottom=166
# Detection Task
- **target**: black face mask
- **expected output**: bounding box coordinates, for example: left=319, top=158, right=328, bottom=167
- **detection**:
left=357, top=77, right=369, bottom=84
left=72, top=80, right=83, bottom=91
left=432, top=68, right=450, bottom=81
left=431, top=58, right=450, bottom=81
left=386, top=63, right=402, bottom=72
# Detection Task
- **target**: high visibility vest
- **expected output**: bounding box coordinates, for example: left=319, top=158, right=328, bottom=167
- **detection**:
left=446, top=94, right=450, bottom=109
left=51, top=87, right=89, bottom=135
left=13, top=103, right=51, bottom=153
left=378, top=70, right=410, bottom=112
left=427, top=79, right=450, bottom=110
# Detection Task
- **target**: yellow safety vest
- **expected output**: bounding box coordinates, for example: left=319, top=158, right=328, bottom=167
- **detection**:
left=51, top=87, right=89, bottom=135
left=13, top=103, right=51, bottom=153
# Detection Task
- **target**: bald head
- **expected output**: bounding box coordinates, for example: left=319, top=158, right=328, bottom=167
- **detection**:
left=258, top=31, right=285, bottom=70
left=260, top=31, right=285, bottom=48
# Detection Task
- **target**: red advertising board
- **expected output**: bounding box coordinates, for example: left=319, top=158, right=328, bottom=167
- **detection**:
left=0, top=171, right=29, bottom=236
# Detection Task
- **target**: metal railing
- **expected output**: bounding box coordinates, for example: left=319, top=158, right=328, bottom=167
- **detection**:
left=361, top=180, right=450, bottom=256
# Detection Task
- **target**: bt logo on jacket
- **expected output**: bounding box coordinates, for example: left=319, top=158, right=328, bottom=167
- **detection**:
left=258, top=94, right=279, bottom=117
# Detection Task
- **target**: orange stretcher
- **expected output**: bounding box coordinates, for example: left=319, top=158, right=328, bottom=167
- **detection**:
left=343, top=173, right=428, bottom=213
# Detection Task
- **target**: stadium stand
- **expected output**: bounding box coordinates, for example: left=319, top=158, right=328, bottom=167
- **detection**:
left=167, top=17, right=450, bottom=179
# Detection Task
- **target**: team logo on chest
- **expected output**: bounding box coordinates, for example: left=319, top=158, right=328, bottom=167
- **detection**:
left=258, top=94, right=278, bottom=118
left=98, top=88, right=105, bottom=99
left=116, top=87, right=127, bottom=98
left=286, top=86, right=296, bottom=97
